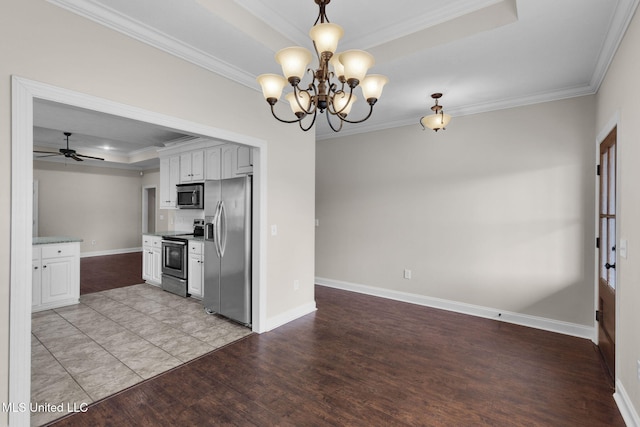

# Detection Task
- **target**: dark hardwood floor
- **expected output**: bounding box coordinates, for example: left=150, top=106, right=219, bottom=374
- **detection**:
left=50, top=285, right=624, bottom=426
left=80, top=252, right=143, bottom=294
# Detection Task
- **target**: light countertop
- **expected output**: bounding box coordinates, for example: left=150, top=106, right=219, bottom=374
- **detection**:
left=33, top=236, right=83, bottom=245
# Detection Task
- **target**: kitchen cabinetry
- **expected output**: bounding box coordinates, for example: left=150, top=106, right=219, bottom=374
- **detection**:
left=188, top=240, right=204, bottom=298
left=32, top=242, right=80, bottom=312
left=142, top=235, right=162, bottom=286
left=180, top=150, right=204, bottom=183
left=159, top=140, right=252, bottom=209
left=205, top=146, right=221, bottom=180
left=160, top=156, right=180, bottom=208
left=221, top=144, right=253, bottom=178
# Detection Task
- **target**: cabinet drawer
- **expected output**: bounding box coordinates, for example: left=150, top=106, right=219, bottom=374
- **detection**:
left=143, top=235, right=162, bottom=248
left=189, top=241, right=203, bottom=255
left=33, top=246, right=41, bottom=261
left=42, top=243, right=79, bottom=259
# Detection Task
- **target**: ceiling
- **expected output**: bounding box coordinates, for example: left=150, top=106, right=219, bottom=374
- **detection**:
left=35, top=0, right=638, bottom=169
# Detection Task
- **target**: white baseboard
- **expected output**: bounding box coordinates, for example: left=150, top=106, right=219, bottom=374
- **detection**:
left=264, top=301, right=317, bottom=332
left=81, top=247, right=142, bottom=258
left=615, top=379, right=640, bottom=427
left=315, top=277, right=595, bottom=340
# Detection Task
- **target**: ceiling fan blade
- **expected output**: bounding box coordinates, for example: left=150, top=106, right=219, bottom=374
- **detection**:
left=33, top=150, right=61, bottom=155
left=70, top=154, right=84, bottom=161
left=76, top=153, right=105, bottom=161
left=34, top=153, right=63, bottom=158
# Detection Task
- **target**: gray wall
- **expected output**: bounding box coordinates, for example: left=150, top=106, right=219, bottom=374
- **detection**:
left=316, top=95, right=596, bottom=326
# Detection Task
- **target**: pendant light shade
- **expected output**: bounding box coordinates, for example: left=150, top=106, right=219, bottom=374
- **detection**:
left=420, top=93, right=452, bottom=132
left=309, top=23, right=344, bottom=55
left=275, top=47, right=313, bottom=82
left=339, top=50, right=374, bottom=84
left=257, top=74, right=287, bottom=101
left=360, top=74, right=388, bottom=102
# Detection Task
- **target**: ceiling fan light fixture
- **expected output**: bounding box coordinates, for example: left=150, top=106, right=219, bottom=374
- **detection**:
left=420, top=93, right=452, bottom=132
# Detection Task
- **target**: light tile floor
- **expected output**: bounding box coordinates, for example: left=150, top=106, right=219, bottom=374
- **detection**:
left=30, top=283, right=252, bottom=426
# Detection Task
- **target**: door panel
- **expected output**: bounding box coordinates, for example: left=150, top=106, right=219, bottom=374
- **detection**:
left=598, top=127, right=616, bottom=380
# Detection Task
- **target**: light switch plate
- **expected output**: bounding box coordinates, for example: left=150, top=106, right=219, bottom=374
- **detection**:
left=620, top=239, right=628, bottom=258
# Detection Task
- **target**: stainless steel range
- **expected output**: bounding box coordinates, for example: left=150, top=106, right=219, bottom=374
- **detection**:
left=161, top=219, right=204, bottom=297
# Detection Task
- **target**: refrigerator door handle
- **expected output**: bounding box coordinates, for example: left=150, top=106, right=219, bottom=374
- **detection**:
left=219, top=201, right=227, bottom=257
left=213, top=201, right=222, bottom=258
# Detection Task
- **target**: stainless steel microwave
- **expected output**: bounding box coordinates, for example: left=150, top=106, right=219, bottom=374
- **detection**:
left=176, top=183, right=204, bottom=209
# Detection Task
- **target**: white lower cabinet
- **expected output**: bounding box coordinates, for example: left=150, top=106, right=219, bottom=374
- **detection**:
left=32, top=242, right=80, bottom=312
left=188, top=240, right=204, bottom=299
left=142, top=235, right=162, bottom=286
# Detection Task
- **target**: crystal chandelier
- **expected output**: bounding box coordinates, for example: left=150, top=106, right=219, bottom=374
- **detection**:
left=257, top=0, right=388, bottom=132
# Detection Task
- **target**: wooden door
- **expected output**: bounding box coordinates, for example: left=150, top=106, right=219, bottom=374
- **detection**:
left=597, top=127, right=616, bottom=380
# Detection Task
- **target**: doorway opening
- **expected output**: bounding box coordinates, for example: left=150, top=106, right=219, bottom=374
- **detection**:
left=142, top=186, right=157, bottom=234
left=597, top=126, right=617, bottom=383
left=10, top=76, right=267, bottom=426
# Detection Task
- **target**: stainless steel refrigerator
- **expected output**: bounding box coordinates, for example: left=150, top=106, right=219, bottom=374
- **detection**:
left=204, top=176, right=252, bottom=326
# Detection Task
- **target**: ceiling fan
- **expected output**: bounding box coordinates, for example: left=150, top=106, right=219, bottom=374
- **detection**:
left=34, top=132, right=105, bottom=162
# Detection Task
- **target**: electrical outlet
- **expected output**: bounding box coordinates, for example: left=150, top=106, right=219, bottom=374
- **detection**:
left=294, top=280, right=300, bottom=291
left=271, top=224, right=278, bottom=236
left=91, top=240, right=96, bottom=246
left=404, top=269, right=412, bottom=279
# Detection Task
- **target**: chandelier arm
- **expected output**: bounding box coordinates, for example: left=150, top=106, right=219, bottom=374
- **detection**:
left=327, top=88, right=355, bottom=116
left=269, top=104, right=305, bottom=124
left=325, top=109, right=344, bottom=132
left=336, top=103, right=375, bottom=124
left=293, top=85, right=316, bottom=115
left=299, top=109, right=318, bottom=131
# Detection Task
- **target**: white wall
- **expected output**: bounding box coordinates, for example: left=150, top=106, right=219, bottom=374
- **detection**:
left=0, top=0, right=315, bottom=422
left=596, top=6, right=640, bottom=421
left=316, top=96, right=596, bottom=326
left=34, top=161, right=143, bottom=254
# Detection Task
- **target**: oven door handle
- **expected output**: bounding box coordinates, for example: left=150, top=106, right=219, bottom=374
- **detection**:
left=162, top=240, right=186, bottom=245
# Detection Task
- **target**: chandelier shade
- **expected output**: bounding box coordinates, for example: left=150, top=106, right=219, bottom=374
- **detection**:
left=275, top=47, right=313, bottom=82
left=257, top=74, right=287, bottom=101
left=361, top=75, right=389, bottom=102
left=309, top=23, right=343, bottom=54
left=256, top=0, right=387, bottom=132
left=339, top=50, right=374, bottom=84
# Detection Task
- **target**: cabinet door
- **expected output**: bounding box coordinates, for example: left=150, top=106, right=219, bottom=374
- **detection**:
left=205, top=147, right=221, bottom=180
left=191, top=150, right=205, bottom=181
left=32, top=260, right=41, bottom=307
left=160, top=156, right=180, bottom=208
left=221, top=144, right=235, bottom=179
left=169, top=156, right=180, bottom=206
left=142, top=248, right=153, bottom=281
left=180, top=152, right=193, bottom=183
left=41, top=257, right=74, bottom=304
left=236, top=146, right=253, bottom=174
left=188, top=254, right=203, bottom=298
left=152, top=247, right=163, bottom=284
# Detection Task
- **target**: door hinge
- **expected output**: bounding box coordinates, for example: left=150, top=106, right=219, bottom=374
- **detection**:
left=596, top=310, right=602, bottom=322
left=596, top=237, right=600, bottom=249
left=597, top=164, right=601, bottom=176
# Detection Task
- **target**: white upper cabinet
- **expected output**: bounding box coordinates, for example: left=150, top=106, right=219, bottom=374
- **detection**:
left=205, top=147, right=222, bottom=180
left=180, top=150, right=204, bottom=183
left=160, top=155, right=180, bottom=208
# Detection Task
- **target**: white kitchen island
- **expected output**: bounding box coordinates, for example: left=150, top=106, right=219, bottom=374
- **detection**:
left=32, top=237, right=82, bottom=312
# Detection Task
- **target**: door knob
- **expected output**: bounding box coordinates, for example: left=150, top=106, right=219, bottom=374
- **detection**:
left=605, top=263, right=616, bottom=270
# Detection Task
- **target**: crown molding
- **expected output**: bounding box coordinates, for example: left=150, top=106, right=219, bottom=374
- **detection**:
left=46, top=0, right=257, bottom=89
